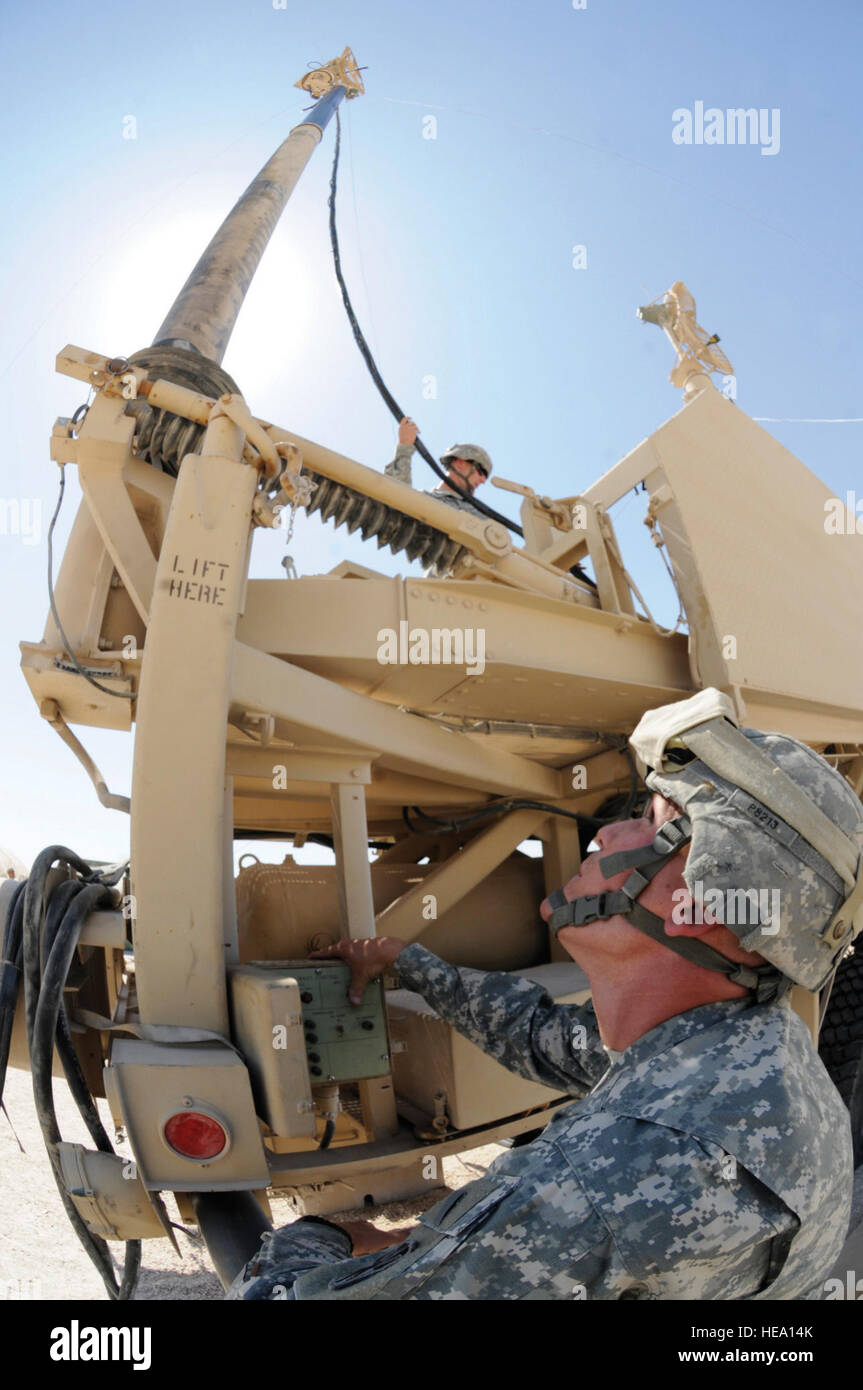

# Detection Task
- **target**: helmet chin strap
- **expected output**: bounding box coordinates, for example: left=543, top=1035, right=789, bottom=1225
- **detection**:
left=546, top=816, right=785, bottom=1005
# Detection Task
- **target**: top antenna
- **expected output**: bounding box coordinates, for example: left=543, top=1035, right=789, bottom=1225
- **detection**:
left=638, top=280, right=733, bottom=392
left=296, top=47, right=365, bottom=101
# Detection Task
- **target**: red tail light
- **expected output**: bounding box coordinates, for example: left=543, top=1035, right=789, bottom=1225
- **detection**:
left=163, top=1110, right=229, bottom=1160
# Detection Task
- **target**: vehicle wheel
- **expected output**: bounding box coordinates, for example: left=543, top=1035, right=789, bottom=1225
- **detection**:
left=819, top=948, right=863, bottom=1107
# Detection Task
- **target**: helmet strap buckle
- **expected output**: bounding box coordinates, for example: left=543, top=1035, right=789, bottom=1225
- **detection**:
left=574, top=892, right=609, bottom=926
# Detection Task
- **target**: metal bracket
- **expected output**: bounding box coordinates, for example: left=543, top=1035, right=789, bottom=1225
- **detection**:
left=295, top=47, right=364, bottom=101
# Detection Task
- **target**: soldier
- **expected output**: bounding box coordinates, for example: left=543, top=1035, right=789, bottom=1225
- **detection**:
left=385, top=417, right=492, bottom=515
left=229, top=688, right=863, bottom=1301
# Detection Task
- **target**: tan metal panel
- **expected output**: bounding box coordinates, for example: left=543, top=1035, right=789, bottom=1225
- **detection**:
left=108, top=1039, right=269, bottom=1190
left=231, top=641, right=565, bottom=799
left=650, top=388, right=863, bottom=721
left=228, top=967, right=316, bottom=1138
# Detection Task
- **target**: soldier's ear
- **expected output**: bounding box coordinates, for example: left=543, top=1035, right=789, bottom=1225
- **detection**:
left=663, top=887, right=722, bottom=937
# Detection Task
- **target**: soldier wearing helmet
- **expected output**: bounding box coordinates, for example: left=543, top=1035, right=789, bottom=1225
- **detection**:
left=230, top=689, right=862, bottom=1301
left=384, top=417, right=492, bottom=514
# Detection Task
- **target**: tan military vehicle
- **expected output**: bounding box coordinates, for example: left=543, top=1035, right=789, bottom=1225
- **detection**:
left=2, top=51, right=862, bottom=1299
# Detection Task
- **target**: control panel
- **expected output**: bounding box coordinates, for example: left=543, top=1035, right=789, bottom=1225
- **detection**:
left=260, top=959, right=390, bottom=1084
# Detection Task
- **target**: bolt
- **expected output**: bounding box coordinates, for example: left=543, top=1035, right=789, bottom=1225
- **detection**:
left=182, top=1096, right=193, bottom=1107
left=106, top=357, right=130, bottom=374
left=483, top=523, right=508, bottom=549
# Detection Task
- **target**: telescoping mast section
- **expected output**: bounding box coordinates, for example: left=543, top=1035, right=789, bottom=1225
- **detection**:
left=153, top=49, right=365, bottom=362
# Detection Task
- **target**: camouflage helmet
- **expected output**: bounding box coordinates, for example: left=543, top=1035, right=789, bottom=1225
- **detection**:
left=439, top=443, right=492, bottom=478
left=632, top=689, right=863, bottom=991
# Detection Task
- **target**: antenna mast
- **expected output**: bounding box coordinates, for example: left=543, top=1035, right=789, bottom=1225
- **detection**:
left=152, top=48, right=364, bottom=364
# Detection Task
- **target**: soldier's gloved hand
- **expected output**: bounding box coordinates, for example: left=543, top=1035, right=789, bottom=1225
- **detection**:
left=309, top=937, right=406, bottom=1005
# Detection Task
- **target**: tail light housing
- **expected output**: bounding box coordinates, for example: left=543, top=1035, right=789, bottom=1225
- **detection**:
left=162, top=1107, right=230, bottom=1161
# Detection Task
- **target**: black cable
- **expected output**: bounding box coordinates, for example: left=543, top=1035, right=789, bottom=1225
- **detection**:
left=328, top=115, right=597, bottom=592
left=40, top=877, right=84, bottom=971
left=22, top=850, right=141, bottom=1299
left=0, top=883, right=26, bottom=1105
left=31, top=884, right=111, bottom=1146
left=23, top=847, right=94, bottom=1046
left=319, top=1118, right=336, bottom=1150
left=48, top=466, right=135, bottom=701
left=402, top=747, right=640, bottom=837
left=327, top=112, right=525, bottom=539
left=31, top=875, right=114, bottom=1151
left=55, top=1006, right=115, bottom=1154
left=28, top=880, right=125, bottom=1297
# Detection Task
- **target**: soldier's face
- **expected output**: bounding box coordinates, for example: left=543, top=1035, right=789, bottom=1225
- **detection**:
left=540, top=794, right=691, bottom=960
left=449, top=458, right=486, bottom=489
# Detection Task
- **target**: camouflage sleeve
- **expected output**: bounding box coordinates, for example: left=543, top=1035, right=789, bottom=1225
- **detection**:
left=384, top=442, right=414, bottom=485
left=393, top=943, right=607, bottom=1093
left=226, top=1219, right=354, bottom=1300
left=232, top=1118, right=802, bottom=1301
left=290, top=1164, right=623, bottom=1301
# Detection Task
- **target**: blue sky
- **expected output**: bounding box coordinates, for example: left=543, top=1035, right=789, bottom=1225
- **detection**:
left=1, top=0, right=861, bottom=866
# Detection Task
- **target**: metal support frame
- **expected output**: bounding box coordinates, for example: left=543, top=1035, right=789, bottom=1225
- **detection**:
left=130, top=413, right=256, bottom=1031
left=329, top=778, right=400, bottom=1138
left=375, top=808, right=548, bottom=945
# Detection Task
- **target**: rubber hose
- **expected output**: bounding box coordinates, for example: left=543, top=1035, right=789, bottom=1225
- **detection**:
left=41, top=879, right=85, bottom=970
left=0, top=884, right=26, bottom=1103
left=23, top=847, right=94, bottom=1045
left=28, top=880, right=124, bottom=1298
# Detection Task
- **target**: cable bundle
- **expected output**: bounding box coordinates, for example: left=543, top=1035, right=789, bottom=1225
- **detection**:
left=0, top=847, right=141, bottom=1299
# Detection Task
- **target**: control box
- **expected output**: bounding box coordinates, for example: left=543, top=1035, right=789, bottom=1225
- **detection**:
left=288, top=959, right=390, bottom=1083
left=231, top=960, right=390, bottom=1101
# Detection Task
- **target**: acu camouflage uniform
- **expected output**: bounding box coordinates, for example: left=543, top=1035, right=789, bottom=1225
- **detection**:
left=229, top=942, right=851, bottom=1301
left=385, top=443, right=482, bottom=518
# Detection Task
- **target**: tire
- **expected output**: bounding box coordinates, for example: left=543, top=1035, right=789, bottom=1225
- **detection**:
left=500, top=1127, right=547, bottom=1150
left=819, top=948, right=863, bottom=1106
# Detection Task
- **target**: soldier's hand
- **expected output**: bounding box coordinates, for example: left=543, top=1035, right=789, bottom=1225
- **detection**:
left=335, top=1220, right=415, bottom=1255
left=398, top=417, right=419, bottom=447
left=309, top=937, right=406, bottom=1005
